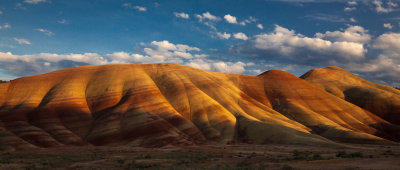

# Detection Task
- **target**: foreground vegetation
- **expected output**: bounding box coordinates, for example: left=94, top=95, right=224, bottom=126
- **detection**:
left=0, top=144, right=399, bottom=169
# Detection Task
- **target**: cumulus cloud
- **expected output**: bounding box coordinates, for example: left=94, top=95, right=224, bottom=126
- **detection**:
left=222, top=14, right=256, bottom=26
left=233, top=32, right=248, bottom=40
left=174, top=12, right=189, bottom=19
left=195, top=12, right=220, bottom=30
left=257, top=24, right=264, bottom=30
left=383, top=23, right=393, bottom=29
left=36, top=28, right=54, bottom=36
left=239, top=16, right=257, bottom=26
left=14, top=38, right=31, bottom=45
left=372, top=0, right=397, bottom=13
left=0, top=23, right=11, bottom=30
left=315, top=25, right=371, bottom=44
left=185, top=59, right=211, bottom=70
left=141, top=40, right=200, bottom=62
left=186, top=59, right=247, bottom=74
left=308, top=32, right=400, bottom=85
left=373, top=33, right=400, bottom=58
left=216, top=32, right=231, bottom=39
left=339, top=55, right=400, bottom=86
left=224, top=14, right=238, bottom=24
left=212, top=61, right=246, bottom=73
left=0, top=52, right=107, bottom=76
left=232, top=25, right=367, bottom=65
left=195, top=12, right=220, bottom=21
left=228, top=24, right=399, bottom=85
left=350, top=17, right=357, bottom=22
left=24, top=0, right=47, bottom=4
left=0, top=40, right=256, bottom=77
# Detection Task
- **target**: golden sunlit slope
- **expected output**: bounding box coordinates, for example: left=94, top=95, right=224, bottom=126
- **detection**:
left=301, top=66, right=400, bottom=125
left=0, top=64, right=398, bottom=151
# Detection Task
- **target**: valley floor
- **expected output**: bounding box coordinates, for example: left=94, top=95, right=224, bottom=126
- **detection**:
left=1, top=143, right=400, bottom=169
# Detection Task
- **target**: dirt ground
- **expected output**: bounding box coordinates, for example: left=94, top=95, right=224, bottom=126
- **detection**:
left=1, top=143, right=400, bottom=170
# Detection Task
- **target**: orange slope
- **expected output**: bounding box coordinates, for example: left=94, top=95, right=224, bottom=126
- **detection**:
left=0, top=64, right=397, bottom=151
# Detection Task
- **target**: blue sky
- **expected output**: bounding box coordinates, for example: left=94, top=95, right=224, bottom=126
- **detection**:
left=0, top=0, right=400, bottom=86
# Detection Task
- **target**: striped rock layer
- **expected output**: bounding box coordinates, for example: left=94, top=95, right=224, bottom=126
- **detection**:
left=0, top=63, right=399, bottom=151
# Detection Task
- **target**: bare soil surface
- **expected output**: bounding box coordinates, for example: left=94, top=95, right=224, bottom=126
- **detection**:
left=1, top=143, right=399, bottom=169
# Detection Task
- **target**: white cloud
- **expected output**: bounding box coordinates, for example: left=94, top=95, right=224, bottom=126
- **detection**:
left=185, top=59, right=247, bottom=74
left=250, top=69, right=262, bottom=74
left=0, top=52, right=107, bottom=65
left=348, top=1, right=357, bottom=5
left=344, top=7, right=356, bottom=12
left=195, top=12, right=220, bottom=30
left=216, top=32, right=231, bottom=39
left=383, top=23, right=393, bottom=29
left=0, top=40, right=254, bottom=77
left=14, top=38, right=31, bottom=45
left=24, top=0, right=47, bottom=4
left=174, top=12, right=189, bottom=19
left=186, top=59, right=211, bottom=70
left=246, top=62, right=255, bottom=66
left=134, top=6, right=146, bottom=12
left=372, top=0, right=397, bottom=13
left=212, top=61, right=246, bottom=74
left=253, top=25, right=366, bottom=60
left=58, top=19, right=68, bottom=24
left=141, top=40, right=201, bottom=63
left=195, top=12, right=220, bottom=21
left=233, top=32, right=248, bottom=40
left=0, top=23, right=11, bottom=30
left=373, top=33, right=400, bottom=59
left=350, top=17, right=357, bottom=22
left=239, top=16, right=256, bottom=26
left=0, top=52, right=107, bottom=76
left=315, top=25, right=371, bottom=44
left=224, top=14, right=238, bottom=24
left=257, top=24, right=264, bottom=30
left=36, top=28, right=54, bottom=36
left=122, top=3, right=146, bottom=12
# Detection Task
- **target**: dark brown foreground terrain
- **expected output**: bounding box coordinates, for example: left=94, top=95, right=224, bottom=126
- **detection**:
left=1, top=143, right=399, bottom=170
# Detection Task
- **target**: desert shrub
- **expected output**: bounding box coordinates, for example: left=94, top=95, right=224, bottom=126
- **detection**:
left=382, top=150, right=394, bottom=156
left=291, top=150, right=313, bottom=160
left=144, top=154, right=151, bottom=159
left=336, top=151, right=363, bottom=158
left=281, top=164, right=294, bottom=170
left=312, top=154, right=322, bottom=160
left=116, top=158, right=125, bottom=164
left=349, top=152, right=363, bottom=158
left=336, top=151, right=347, bottom=158
left=236, top=159, right=251, bottom=167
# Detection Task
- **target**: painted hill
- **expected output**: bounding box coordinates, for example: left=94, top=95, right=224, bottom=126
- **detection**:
left=0, top=63, right=399, bottom=151
left=301, top=66, right=400, bottom=141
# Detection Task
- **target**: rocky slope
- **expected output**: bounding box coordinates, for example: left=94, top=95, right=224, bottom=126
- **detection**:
left=0, top=64, right=399, bottom=151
